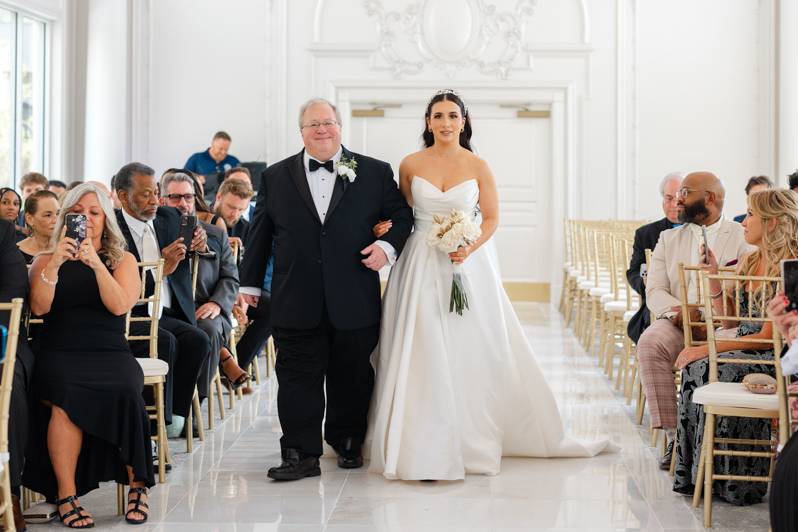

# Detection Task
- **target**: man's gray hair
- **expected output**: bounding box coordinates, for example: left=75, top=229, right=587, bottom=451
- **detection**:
left=161, top=171, right=195, bottom=193
left=659, top=171, right=686, bottom=197
left=298, top=98, right=342, bottom=129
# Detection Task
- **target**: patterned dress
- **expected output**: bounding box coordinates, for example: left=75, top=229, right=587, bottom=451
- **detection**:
left=673, top=290, right=774, bottom=505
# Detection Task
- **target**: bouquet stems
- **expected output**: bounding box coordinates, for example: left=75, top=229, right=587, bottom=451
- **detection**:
left=449, top=263, right=469, bottom=315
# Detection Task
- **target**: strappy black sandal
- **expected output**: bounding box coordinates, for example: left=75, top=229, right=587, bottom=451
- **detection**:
left=124, top=487, right=149, bottom=525
left=55, top=495, right=94, bottom=529
left=220, top=354, right=250, bottom=390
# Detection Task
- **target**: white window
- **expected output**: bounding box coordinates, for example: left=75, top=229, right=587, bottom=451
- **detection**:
left=0, top=6, right=47, bottom=189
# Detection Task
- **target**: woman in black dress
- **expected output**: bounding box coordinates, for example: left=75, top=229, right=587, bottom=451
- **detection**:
left=25, top=182, right=153, bottom=528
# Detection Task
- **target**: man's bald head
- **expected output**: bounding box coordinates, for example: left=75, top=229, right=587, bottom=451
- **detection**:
left=678, top=171, right=725, bottom=224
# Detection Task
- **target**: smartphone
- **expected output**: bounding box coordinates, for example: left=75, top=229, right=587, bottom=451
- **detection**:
left=179, top=214, right=197, bottom=253
left=782, top=259, right=798, bottom=312
left=65, top=213, right=87, bottom=247
left=0, top=324, right=6, bottom=363
left=640, top=263, right=648, bottom=278
left=701, top=225, right=710, bottom=264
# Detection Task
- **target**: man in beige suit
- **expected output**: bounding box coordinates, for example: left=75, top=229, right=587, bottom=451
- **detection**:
left=638, top=171, right=753, bottom=469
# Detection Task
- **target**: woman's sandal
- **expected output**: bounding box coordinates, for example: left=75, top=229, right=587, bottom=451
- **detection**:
left=125, top=487, right=149, bottom=525
left=220, top=353, right=250, bottom=390
left=55, top=495, right=94, bottom=529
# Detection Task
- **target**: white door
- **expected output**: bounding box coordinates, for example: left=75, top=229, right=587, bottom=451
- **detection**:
left=346, top=99, right=552, bottom=289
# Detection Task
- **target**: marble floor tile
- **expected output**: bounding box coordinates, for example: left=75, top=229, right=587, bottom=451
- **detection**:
left=26, top=303, right=770, bottom=531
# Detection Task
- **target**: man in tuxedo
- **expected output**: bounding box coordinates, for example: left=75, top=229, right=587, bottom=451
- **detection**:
left=113, top=162, right=211, bottom=428
left=638, top=171, right=754, bottom=469
left=160, top=170, right=244, bottom=399
left=0, top=219, right=34, bottom=529
left=239, top=98, right=413, bottom=480
left=625, top=172, right=684, bottom=344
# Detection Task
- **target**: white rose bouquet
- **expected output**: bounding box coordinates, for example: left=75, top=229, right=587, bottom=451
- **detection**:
left=426, top=209, right=482, bottom=315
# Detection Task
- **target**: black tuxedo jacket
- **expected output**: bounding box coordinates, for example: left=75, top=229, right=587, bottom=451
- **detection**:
left=240, top=147, right=413, bottom=330
left=115, top=207, right=197, bottom=326
left=0, top=220, right=33, bottom=379
left=626, top=217, right=676, bottom=342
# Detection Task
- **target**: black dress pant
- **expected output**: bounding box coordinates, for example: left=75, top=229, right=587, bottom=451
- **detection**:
left=236, top=290, right=272, bottom=370
left=196, top=315, right=230, bottom=400
left=273, top=307, right=378, bottom=457
left=129, top=313, right=209, bottom=419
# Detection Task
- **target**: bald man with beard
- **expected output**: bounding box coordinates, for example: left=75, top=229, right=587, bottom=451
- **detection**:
left=637, top=171, right=754, bottom=469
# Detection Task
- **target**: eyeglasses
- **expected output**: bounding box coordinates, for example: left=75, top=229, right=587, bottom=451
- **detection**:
left=164, top=193, right=195, bottom=202
left=663, top=194, right=678, bottom=203
left=677, top=187, right=707, bottom=199
left=301, top=120, right=339, bottom=130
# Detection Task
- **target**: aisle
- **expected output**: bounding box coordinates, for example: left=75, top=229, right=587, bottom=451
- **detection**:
left=35, top=303, right=769, bottom=531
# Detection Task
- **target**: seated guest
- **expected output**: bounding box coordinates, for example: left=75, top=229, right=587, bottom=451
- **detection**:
left=162, top=168, right=226, bottom=230
left=0, top=219, right=35, bottom=530
left=24, top=183, right=153, bottom=526
left=213, top=177, right=254, bottom=247
left=47, top=179, right=67, bottom=198
left=17, top=172, right=48, bottom=229
left=672, top=188, right=798, bottom=504
left=789, top=169, right=798, bottom=193
left=220, top=166, right=255, bottom=222
left=0, top=187, right=25, bottom=241
left=184, top=131, right=241, bottom=200
left=113, top=163, right=211, bottom=432
left=110, top=174, right=122, bottom=209
left=638, top=171, right=752, bottom=469
left=65, top=180, right=84, bottom=191
left=733, top=175, right=773, bottom=222
left=626, top=172, right=684, bottom=344
left=766, top=287, right=798, bottom=531
left=17, top=190, right=60, bottom=264
left=160, top=170, right=248, bottom=396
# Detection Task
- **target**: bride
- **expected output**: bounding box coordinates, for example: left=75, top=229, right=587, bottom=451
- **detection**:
left=367, top=90, right=616, bottom=481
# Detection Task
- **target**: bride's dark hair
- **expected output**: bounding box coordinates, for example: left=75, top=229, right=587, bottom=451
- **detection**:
left=422, top=90, right=473, bottom=152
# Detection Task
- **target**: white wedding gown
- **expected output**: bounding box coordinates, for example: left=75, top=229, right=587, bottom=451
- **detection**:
left=367, top=177, right=616, bottom=480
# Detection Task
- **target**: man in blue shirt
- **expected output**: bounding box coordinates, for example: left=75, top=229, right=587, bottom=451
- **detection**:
left=184, top=131, right=241, bottom=198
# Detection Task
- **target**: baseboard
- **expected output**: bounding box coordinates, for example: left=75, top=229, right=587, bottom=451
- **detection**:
left=380, top=281, right=550, bottom=302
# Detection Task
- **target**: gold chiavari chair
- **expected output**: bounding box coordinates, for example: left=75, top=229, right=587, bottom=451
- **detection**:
left=633, top=249, right=654, bottom=425
left=186, top=257, right=206, bottom=445
left=124, top=260, right=169, bottom=488
left=0, top=298, right=23, bottom=530
left=691, top=271, right=787, bottom=528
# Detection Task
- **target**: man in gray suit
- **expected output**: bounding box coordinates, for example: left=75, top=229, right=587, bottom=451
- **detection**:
left=160, top=171, right=244, bottom=401
left=638, top=171, right=753, bottom=468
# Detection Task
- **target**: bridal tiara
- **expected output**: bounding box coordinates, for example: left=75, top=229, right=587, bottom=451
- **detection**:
left=431, top=89, right=468, bottom=115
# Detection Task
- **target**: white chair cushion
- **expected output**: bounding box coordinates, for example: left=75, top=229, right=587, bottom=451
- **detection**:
left=603, top=301, right=628, bottom=312
left=692, top=382, right=779, bottom=411
left=137, top=358, right=169, bottom=377
left=589, top=286, right=610, bottom=297
left=623, top=310, right=637, bottom=322
left=578, top=280, right=594, bottom=289
left=601, top=293, right=623, bottom=304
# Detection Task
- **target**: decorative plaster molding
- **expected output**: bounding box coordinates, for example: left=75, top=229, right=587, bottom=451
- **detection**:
left=363, top=0, right=537, bottom=79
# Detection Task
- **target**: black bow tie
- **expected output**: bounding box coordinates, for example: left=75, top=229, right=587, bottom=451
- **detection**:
left=308, top=159, right=334, bottom=173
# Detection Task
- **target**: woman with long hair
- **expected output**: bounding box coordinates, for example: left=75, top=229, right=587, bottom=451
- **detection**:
left=672, top=188, right=798, bottom=504
left=24, top=183, right=154, bottom=527
left=367, top=90, right=615, bottom=481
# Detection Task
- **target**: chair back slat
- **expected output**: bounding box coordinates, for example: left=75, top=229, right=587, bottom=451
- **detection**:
left=0, top=298, right=24, bottom=456
left=125, top=259, right=165, bottom=359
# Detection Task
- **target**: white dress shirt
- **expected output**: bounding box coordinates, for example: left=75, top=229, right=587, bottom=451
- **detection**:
left=239, top=149, right=397, bottom=296
left=122, top=209, right=172, bottom=312
left=685, top=217, right=725, bottom=302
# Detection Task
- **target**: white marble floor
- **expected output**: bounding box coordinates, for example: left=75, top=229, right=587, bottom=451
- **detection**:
left=30, top=303, right=771, bottom=531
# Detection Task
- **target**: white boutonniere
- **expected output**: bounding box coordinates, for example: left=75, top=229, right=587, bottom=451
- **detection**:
left=336, top=156, right=358, bottom=183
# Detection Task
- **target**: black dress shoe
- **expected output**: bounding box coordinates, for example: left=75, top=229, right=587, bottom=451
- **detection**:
left=267, top=449, right=321, bottom=481
left=333, top=437, right=363, bottom=469
left=659, top=439, right=674, bottom=470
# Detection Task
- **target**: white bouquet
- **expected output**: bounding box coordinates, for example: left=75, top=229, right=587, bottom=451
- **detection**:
left=426, top=209, right=482, bottom=315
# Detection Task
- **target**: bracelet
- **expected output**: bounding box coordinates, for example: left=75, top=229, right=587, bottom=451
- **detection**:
left=40, top=270, right=58, bottom=286
left=710, top=289, right=723, bottom=299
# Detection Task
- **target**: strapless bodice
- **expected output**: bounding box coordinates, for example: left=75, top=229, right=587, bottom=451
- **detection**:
left=411, top=177, right=480, bottom=230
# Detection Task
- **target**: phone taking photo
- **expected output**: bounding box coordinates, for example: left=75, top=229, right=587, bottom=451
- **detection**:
left=65, top=213, right=87, bottom=248
left=782, top=259, right=798, bottom=312
left=701, top=225, right=710, bottom=264
left=179, top=214, right=197, bottom=254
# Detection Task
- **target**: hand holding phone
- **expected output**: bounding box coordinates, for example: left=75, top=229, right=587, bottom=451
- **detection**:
left=65, top=213, right=87, bottom=248
left=179, top=214, right=197, bottom=256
